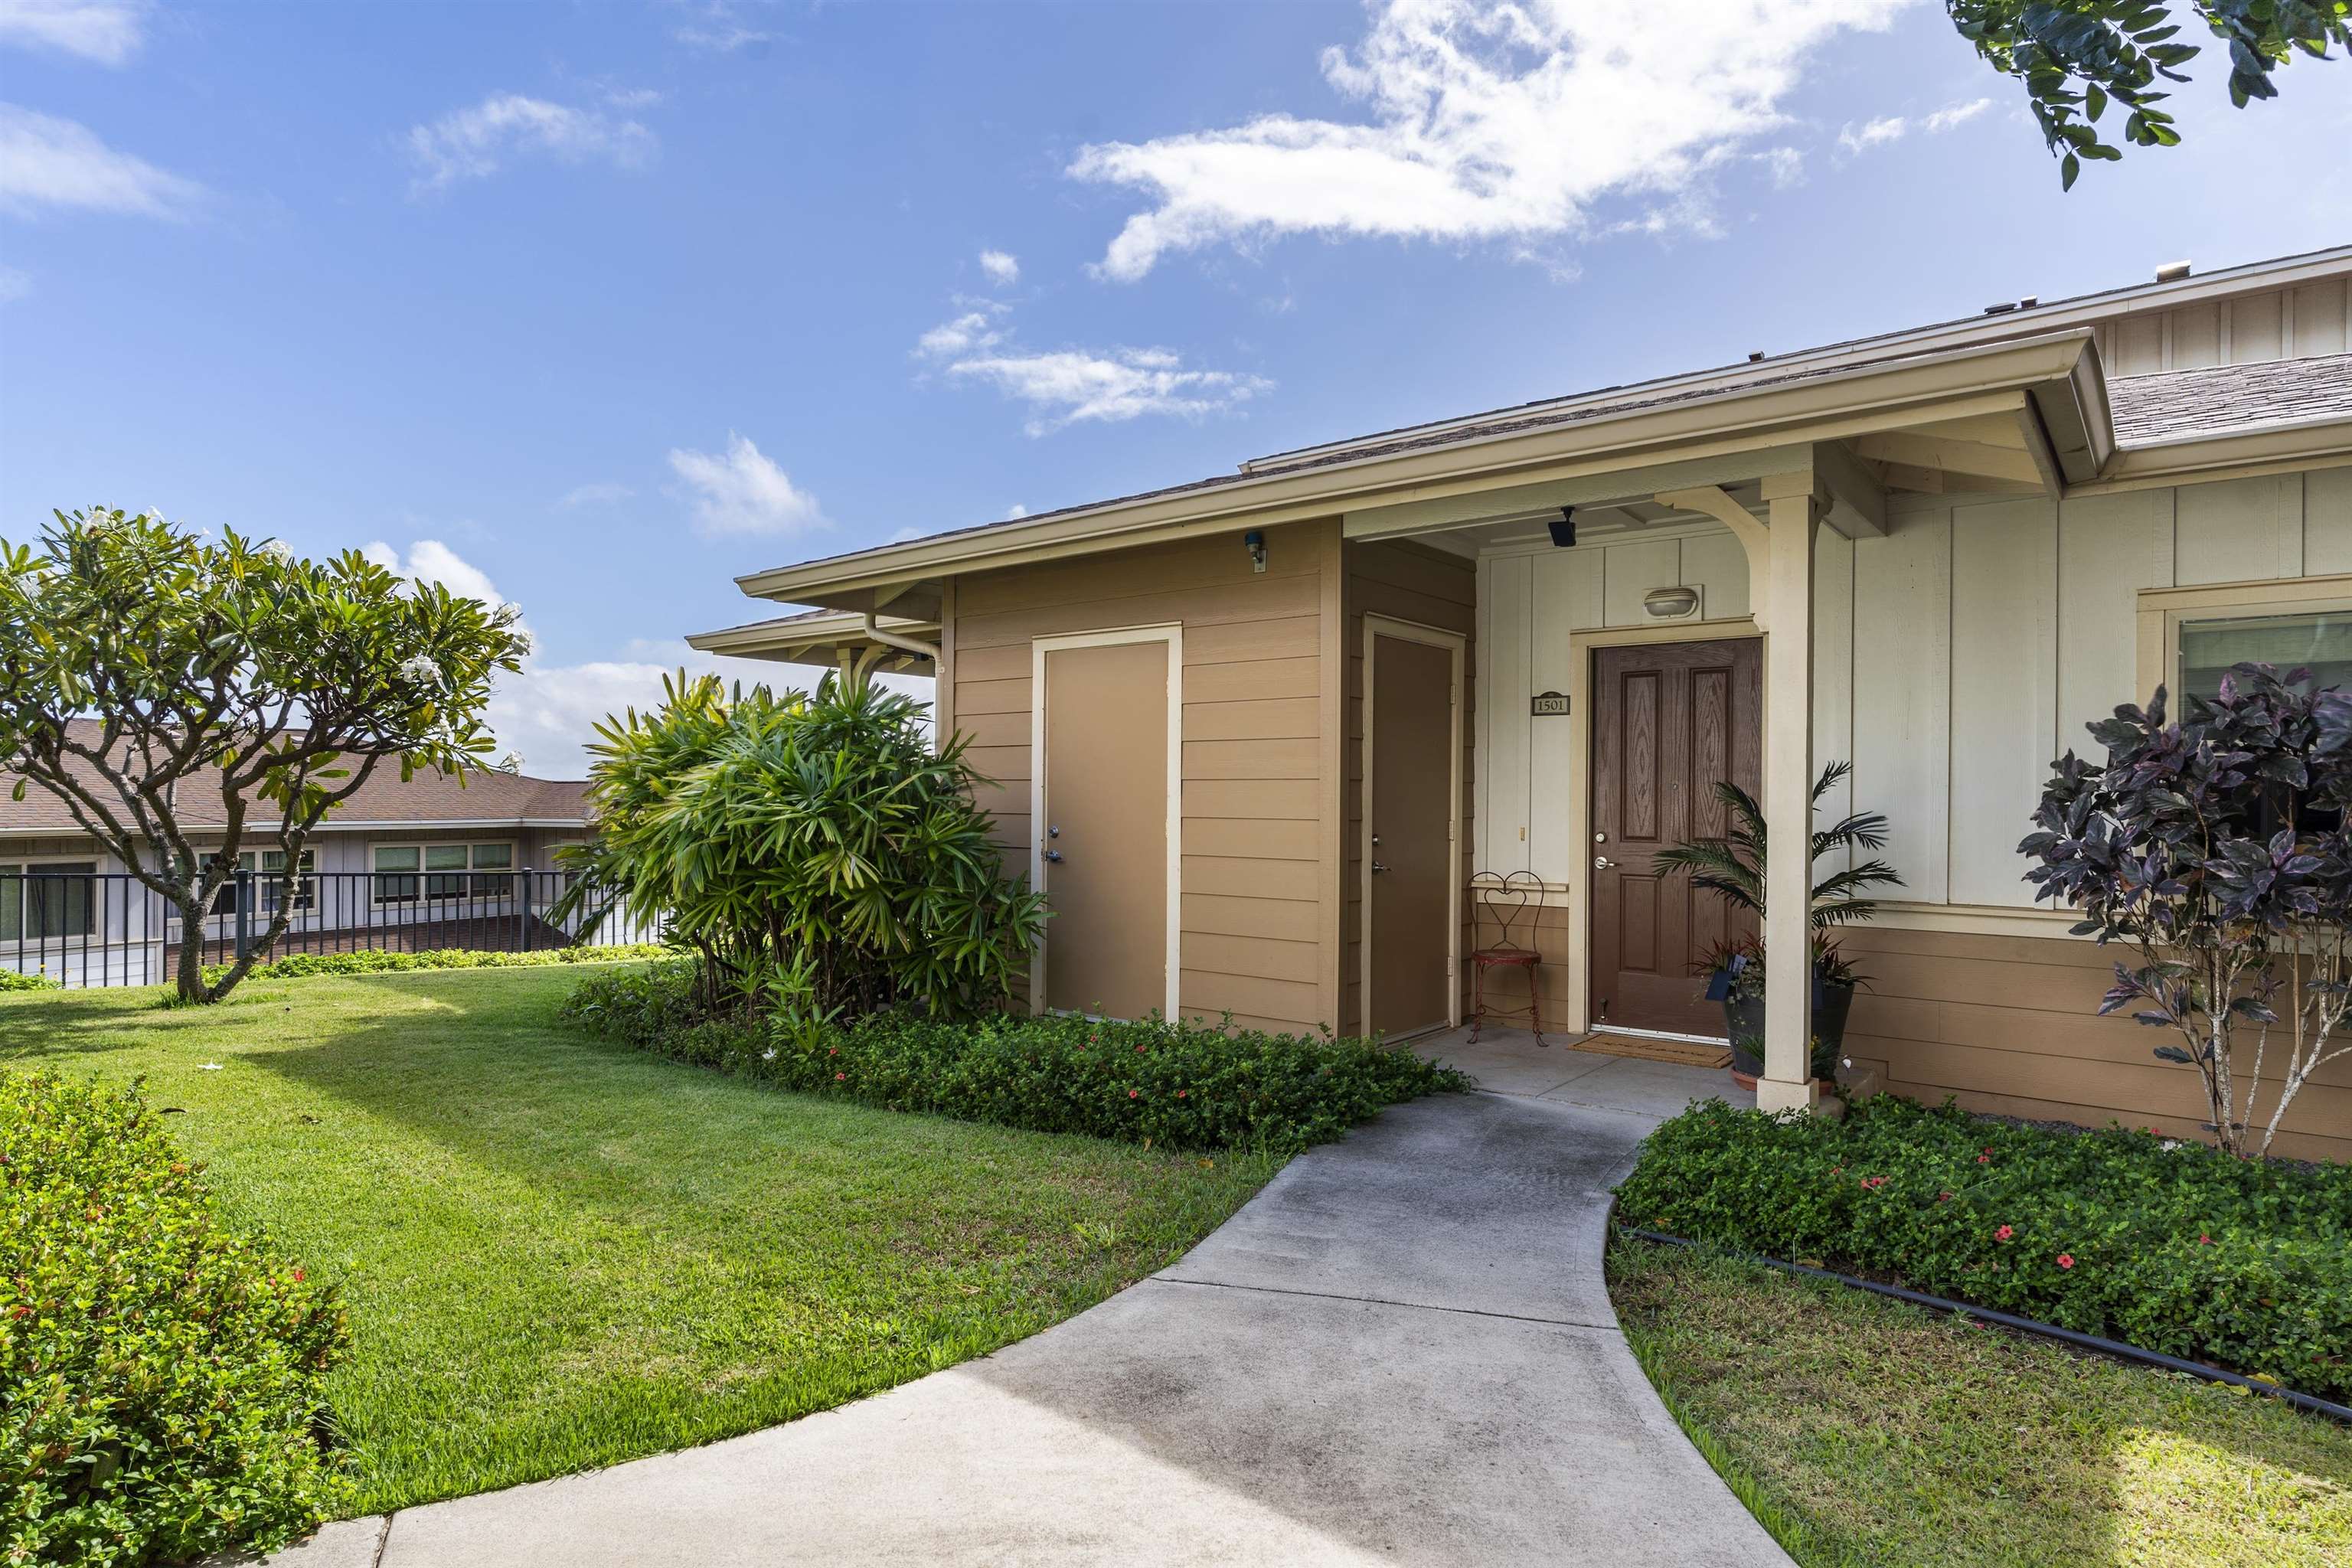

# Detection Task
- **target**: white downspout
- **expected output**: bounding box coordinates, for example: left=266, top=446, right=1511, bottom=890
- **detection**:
left=861, top=612, right=942, bottom=666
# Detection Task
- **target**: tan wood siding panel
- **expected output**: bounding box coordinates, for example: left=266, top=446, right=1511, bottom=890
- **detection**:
left=1182, top=779, right=1321, bottom=820
left=956, top=574, right=1320, bottom=651
left=1181, top=932, right=1321, bottom=985
left=1183, top=697, right=1321, bottom=741
left=1183, top=854, right=1321, bottom=902
left=964, top=745, right=1031, bottom=784
left=1186, top=615, right=1321, bottom=665
left=955, top=710, right=1028, bottom=750
left=1185, top=656, right=1321, bottom=703
left=1179, top=970, right=1321, bottom=1028
left=953, top=643, right=1032, bottom=683
left=1182, top=893, right=1321, bottom=943
left=956, top=531, right=1318, bottom=618
left=1183, top=817, right=1320, bottom=861
left=1182, top=738, right=1320, bottom=779
left=956, top=676, right=1032, bottom=716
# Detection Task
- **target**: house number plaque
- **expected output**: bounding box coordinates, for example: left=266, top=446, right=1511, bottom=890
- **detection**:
left=1530, top=691, right=1570, bottom=717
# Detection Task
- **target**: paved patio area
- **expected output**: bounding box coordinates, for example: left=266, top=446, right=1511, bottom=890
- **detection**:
left=1413, top=1023, right=1756, bottom=1117
left=246, top=1040, right=1777, bottom=1567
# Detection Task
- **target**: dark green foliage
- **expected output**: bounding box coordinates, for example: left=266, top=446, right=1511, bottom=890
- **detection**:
left=199, top=942, right=668, bottom=985
left=1946, top=0, right=2350, bottom=185
left=1615, top=1095, right=2352, bottom=1400
left=564, top=959, right=1471, bottom=1155
left=552, top=674, right=1046, bottom=1026
left=2, top=1072, right=349, bottom=1565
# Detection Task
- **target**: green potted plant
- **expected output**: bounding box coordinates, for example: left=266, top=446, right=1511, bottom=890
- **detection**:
left=1657, top=762, right=1903, bottom=1090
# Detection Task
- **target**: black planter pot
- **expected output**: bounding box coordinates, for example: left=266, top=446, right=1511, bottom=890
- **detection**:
left=1720, top=979, right=1854, bottom=1083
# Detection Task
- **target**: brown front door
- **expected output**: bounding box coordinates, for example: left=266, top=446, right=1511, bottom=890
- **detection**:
left=1369, top=630, right=1456, bottom=1037
left=1040, top=637, right=1169, bottom=1019
left=1589, top=637, right=1762, bottom=1036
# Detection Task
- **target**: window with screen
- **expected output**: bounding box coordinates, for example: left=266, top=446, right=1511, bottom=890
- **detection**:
left=1, top=861, right=96, bottom=940
left=2178, top=611, right=2352, bottom=705
left=374, top=842, right=514, bottom=904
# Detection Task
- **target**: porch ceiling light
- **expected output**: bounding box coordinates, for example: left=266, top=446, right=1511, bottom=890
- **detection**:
left=1548, top=507, right=1576, bottom=548
left=1642, top=586, right=1700, bottom=619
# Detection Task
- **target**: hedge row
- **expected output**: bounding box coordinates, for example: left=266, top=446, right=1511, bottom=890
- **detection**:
left=2, top=1072, right=349, bottom=1566
left=562, top=959, right=1469, bottom=1155
left=1614, top=1096, right=2352, bottom=1401
left=203, top=942, right=668, bottom=984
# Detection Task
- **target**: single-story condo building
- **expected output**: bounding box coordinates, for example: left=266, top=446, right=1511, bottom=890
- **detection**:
left=2, top=725, right=606, bottom=985
left=694, top=245, right=2352, bottom=1162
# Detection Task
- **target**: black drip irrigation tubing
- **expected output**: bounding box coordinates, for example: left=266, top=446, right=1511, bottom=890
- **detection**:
left=1616, top=1225, right=2352, bottom=1426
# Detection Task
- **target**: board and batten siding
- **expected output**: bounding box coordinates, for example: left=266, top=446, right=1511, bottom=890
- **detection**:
left=1475, top=461, right=2352, bottom=1159
left=948, top=519, right=1341, bottom=1036
left=1340, top=537, right=1476, bottom=1037
left=2093, top=275, right=2351, bottom=377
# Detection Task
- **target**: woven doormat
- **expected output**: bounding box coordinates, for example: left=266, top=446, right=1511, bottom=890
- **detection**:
left=1569, top=1032, right=1733, bottom=1070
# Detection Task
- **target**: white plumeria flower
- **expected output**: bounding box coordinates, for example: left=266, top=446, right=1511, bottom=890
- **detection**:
left=510, top=630, right=534, bottom=658
left=398, top=655, right=440, bottom=684
left=256, top=539, right=295, bottom=564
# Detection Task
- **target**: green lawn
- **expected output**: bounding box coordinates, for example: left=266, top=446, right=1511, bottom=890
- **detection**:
left=1609, top=1240, right=2352, bottom=1568
left=0, top=967, right=1279, bottom=1514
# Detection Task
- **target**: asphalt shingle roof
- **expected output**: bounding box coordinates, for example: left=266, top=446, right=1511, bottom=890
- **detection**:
left=2105, top=354, right=2352, bottom=447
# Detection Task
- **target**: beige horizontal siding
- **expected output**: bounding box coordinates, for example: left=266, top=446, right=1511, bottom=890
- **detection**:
left=949, top=520, right=1341, bottom=1034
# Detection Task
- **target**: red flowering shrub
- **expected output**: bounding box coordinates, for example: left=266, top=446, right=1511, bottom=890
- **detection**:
left=1613, top=1095, right=2352, bottom=1400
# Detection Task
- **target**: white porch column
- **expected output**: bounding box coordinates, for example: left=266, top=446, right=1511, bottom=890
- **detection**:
left=1757, top=471, right=1824, bottom=1115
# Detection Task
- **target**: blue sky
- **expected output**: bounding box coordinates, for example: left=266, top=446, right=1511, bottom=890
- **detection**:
left=3, top=0, right=2347, bottom=771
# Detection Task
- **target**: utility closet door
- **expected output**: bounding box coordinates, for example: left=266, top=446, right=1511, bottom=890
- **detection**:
left=1368, top=630, right=1456, bottom=1037
left=1038, top=637, right=1170, bottom=1020
left=1589, top=638, right=1762, bottom=1037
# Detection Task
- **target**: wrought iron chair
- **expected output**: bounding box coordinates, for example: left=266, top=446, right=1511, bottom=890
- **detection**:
left=1467, top=870, right=1546, bottom=1045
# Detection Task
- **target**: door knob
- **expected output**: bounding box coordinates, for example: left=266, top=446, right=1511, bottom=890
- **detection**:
left=1593, top=855, right=1615, bottom=870
left=1044, top=850, right=1064, bottom=863
left=1371, top=861, right=1389, bottom=874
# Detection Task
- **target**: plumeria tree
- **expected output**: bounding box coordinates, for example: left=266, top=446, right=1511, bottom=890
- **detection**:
left=0, top=508, right=530, bottom=1002
left=2021, top=664, right=2352, bottom=1157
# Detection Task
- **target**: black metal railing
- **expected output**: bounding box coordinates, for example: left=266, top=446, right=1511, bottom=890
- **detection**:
left=0, top=869, right=662, bottom=990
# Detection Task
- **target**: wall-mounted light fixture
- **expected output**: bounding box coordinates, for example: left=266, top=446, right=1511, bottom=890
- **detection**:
left=1548, top=507, right=1576, bottom=548
left=1243, top=528, right=1267, bottom=573
left=1642, top=585, right=1701, bottom=619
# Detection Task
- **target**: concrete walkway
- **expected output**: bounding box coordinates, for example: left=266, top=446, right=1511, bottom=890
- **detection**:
left=255, top=1040, right=1785, bottom=1567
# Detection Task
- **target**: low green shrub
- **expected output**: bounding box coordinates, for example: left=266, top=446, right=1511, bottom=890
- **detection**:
left=0, top=971, right=58, bottom=992
left=563, top=959, right=1470, bottom=1155
left=1614, top=1095, right=2352, bottom=1401
left=2, top=1071, right=350, bottom=1565
left=202, top=942, right=668, bottom=985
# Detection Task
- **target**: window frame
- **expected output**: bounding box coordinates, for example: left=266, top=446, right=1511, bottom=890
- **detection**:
left=370, top=840, right=518, bottom=907
left=0, top=854, right=102, bottom=942
left=2135, top=575, right=2352, bottom=707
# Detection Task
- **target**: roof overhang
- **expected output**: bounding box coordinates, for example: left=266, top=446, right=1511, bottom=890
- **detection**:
left=686, top=609, right=941, bottom=673
left=733, top=330, right=2109, bottom=606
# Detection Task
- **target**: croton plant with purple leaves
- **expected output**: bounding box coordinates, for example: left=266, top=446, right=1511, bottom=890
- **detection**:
left=2020, top=662, right=2352, bottom=1158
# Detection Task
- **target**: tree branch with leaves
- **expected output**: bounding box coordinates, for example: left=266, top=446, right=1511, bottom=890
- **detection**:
left=1949, top=0, right=2350, bottom=185
left=0, top=508, right=530, bottom=1002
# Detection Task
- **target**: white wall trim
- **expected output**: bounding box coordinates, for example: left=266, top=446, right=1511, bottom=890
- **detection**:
left=1359, top=614, right=1467, bottom=1034
left=1027, top=623, right=1184, bottom=1021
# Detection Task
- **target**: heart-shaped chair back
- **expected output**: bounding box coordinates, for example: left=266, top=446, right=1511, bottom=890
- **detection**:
left=1469, top=870, right=1544, bottom=955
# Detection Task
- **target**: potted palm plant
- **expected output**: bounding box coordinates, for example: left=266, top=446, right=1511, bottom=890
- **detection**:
left=1655, top=762, right=1903, bottom=1090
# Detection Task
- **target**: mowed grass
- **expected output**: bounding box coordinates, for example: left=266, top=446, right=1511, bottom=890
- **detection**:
left=0, top=968, right=1279, bottom=1514
left=1609, top=1240, right=2352, bottom=1568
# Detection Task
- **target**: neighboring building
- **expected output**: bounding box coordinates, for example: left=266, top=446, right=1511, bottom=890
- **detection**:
left=2, top=724, right=602, bottom=983
left=694, top=246, right=2352, bottom=1162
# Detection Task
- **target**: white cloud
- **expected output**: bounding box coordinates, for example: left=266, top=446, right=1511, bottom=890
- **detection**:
left=0, top=104, right=201, bottom=217
left=668, top=432, right=827, bottom=537
left=1004, top=504, right=1028, bottom=520
left=1758, top=146, right=1805, bottom=189
left=673, top=2, right=772, bottom=52
left=0, top=0, right=147, bottom=65
left=1924, top=96, right=1993, bottom=132
left=1837, top=114, right=1907, bottom=154
left=945, top=348, right=1272, bottom=436
left=555, top=480, right=632, bottom=509
left=1067, top=0, right=1909, bottom=280
left=407, top=93, right=655, bottom=194
left=978, top=248, right=1020, bottom=285
left=914, top=296, right=1269, bottom=435
left=915, top=309, right=1004, bottom=358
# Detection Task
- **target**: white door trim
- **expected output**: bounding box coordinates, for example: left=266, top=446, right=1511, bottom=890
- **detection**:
left=1029, top=623, right=1183, bottom=1021
left=1360, top=613, right=1465, bottom=1035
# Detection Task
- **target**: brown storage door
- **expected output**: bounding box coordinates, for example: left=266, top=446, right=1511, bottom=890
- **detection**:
left=1040, top=639, right=1169, bottom=1019
left=1589, top=637, right=1762, bottom=1036
left=1369, top=632, right=1455, bottom=1037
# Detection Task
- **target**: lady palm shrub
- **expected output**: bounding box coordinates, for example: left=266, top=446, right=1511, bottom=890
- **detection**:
left=554, top=673, right=1044, bottom=1023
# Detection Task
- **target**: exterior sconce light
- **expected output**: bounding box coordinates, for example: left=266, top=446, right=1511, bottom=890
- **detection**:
left=1642, top=586, right=1701, bottom=619
left=1548, top=507, right=1576, bottom=547
left=1244, top=528, right=1267, bottom=573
